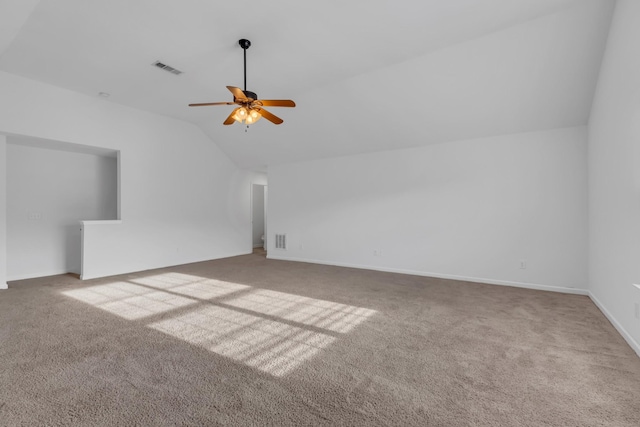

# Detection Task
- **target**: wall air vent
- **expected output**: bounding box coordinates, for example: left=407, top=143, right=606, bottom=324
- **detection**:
left=275, top=234, right=287, bottom=250
left=152, top=61, right=183, bottom=75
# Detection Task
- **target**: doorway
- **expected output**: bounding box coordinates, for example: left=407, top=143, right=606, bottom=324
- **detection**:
left=251, top=183, right=267, bottom=252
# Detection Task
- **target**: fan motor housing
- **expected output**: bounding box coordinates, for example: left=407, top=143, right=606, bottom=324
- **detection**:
left=243, top=90, right=258, bottom=100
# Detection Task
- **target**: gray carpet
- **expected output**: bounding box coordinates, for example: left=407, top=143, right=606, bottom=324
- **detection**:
left=1, top=252, right=639, bottom=426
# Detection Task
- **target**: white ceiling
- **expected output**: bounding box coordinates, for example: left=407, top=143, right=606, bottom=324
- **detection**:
left=0, top=0, right=615, bottom=171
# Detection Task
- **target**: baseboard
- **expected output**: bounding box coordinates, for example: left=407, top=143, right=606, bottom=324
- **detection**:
left=589, top=292, right=640, bottom=358
left=7, top=270, right=73, bottom=282
left=0, top=282, right=7, bottom=290
left=267, top=255, right=588, bottom=295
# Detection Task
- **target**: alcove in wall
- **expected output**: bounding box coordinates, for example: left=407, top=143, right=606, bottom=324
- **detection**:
left=6, top=135, right=118, bottom=280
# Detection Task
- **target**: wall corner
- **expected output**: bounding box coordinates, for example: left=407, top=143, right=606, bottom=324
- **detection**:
left=0, top=134, right=7, bottom=289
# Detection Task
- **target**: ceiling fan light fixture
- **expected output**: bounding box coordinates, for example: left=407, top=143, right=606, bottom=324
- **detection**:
left=233, top=107, right=248, bottom=122
left=188, top=38, right=295, bottom=126
left=248, top=109, right=262, bottom=123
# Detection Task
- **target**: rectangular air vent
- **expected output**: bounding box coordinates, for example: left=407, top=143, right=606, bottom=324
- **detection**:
left=152, top=61, right=183, bottom=75
left=274, top=234, right=287, bottom=250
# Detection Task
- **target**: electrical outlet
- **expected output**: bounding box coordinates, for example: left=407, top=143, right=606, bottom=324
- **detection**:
left=373, top=249, right=383, bottom=257
left=27, top=212, right=42, bottom=220
left=519, top=260, right=527, bottom=269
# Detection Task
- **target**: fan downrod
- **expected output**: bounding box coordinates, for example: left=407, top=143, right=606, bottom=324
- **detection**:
left=238, top=39, right=254, bottom=97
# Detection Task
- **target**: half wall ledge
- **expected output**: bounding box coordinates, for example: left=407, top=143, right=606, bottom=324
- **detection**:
left=80, top=219, right=123, bottom=280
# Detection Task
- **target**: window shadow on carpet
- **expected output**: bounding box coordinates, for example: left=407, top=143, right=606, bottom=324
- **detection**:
left=62, top=272, right=377, bottom=376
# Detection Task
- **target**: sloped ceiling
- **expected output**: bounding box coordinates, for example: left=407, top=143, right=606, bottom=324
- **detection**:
left=0, top=0, right=615, bottom=171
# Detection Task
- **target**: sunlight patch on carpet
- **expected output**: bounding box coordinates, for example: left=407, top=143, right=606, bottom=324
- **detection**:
left=62, top=282, right=196, bottom=320
left=62, top=273, right=378, bottom=376
left=224, top=289, right=377, bottom=333
left=150, top=305, right=336, bottom=376
left=131, top=273, right=250, bottom=300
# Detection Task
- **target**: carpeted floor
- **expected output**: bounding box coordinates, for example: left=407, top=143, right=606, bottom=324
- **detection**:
left=1, top=252, right=639, bottom=426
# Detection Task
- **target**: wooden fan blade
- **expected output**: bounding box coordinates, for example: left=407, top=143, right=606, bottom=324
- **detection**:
left=227, top=86, right=248, bottom=102
left=258, top=108, right=283, bottom=125
left=258, top=99, right=296, bottom=108
left=223, top=108, right=239, bottom=125
left=189, top=102, right=235, bottom=107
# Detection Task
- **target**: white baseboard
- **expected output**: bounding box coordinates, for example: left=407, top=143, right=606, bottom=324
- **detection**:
left=267, top=255, right=588, bottom=295
left=589, top=292, right=640, bottom=357
left=0, top=282, right=8, bottom=290
left=7, top=270, right=72, bottom=282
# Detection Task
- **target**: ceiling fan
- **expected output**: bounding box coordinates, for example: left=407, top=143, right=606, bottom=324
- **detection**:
left=188, top=39, right=295, bottom=126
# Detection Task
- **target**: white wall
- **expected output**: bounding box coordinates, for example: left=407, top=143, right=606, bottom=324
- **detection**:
left=0, top=135, right=7, bottom=289
left=252, top=184, right=266, bottom=247
left=269, top=127, right=588, bottom=293
left=0, top=70, right=255, bottom=280
left=587, top=0, right=640, bottom=354
left=6, top=142, right=117, bottom=280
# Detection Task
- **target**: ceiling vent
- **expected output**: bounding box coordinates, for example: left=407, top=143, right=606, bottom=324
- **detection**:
left=152, top=61, right=183, bottom=75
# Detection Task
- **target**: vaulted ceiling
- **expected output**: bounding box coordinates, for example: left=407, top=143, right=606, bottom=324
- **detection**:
left=0, top=0, right=615, bottom=171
